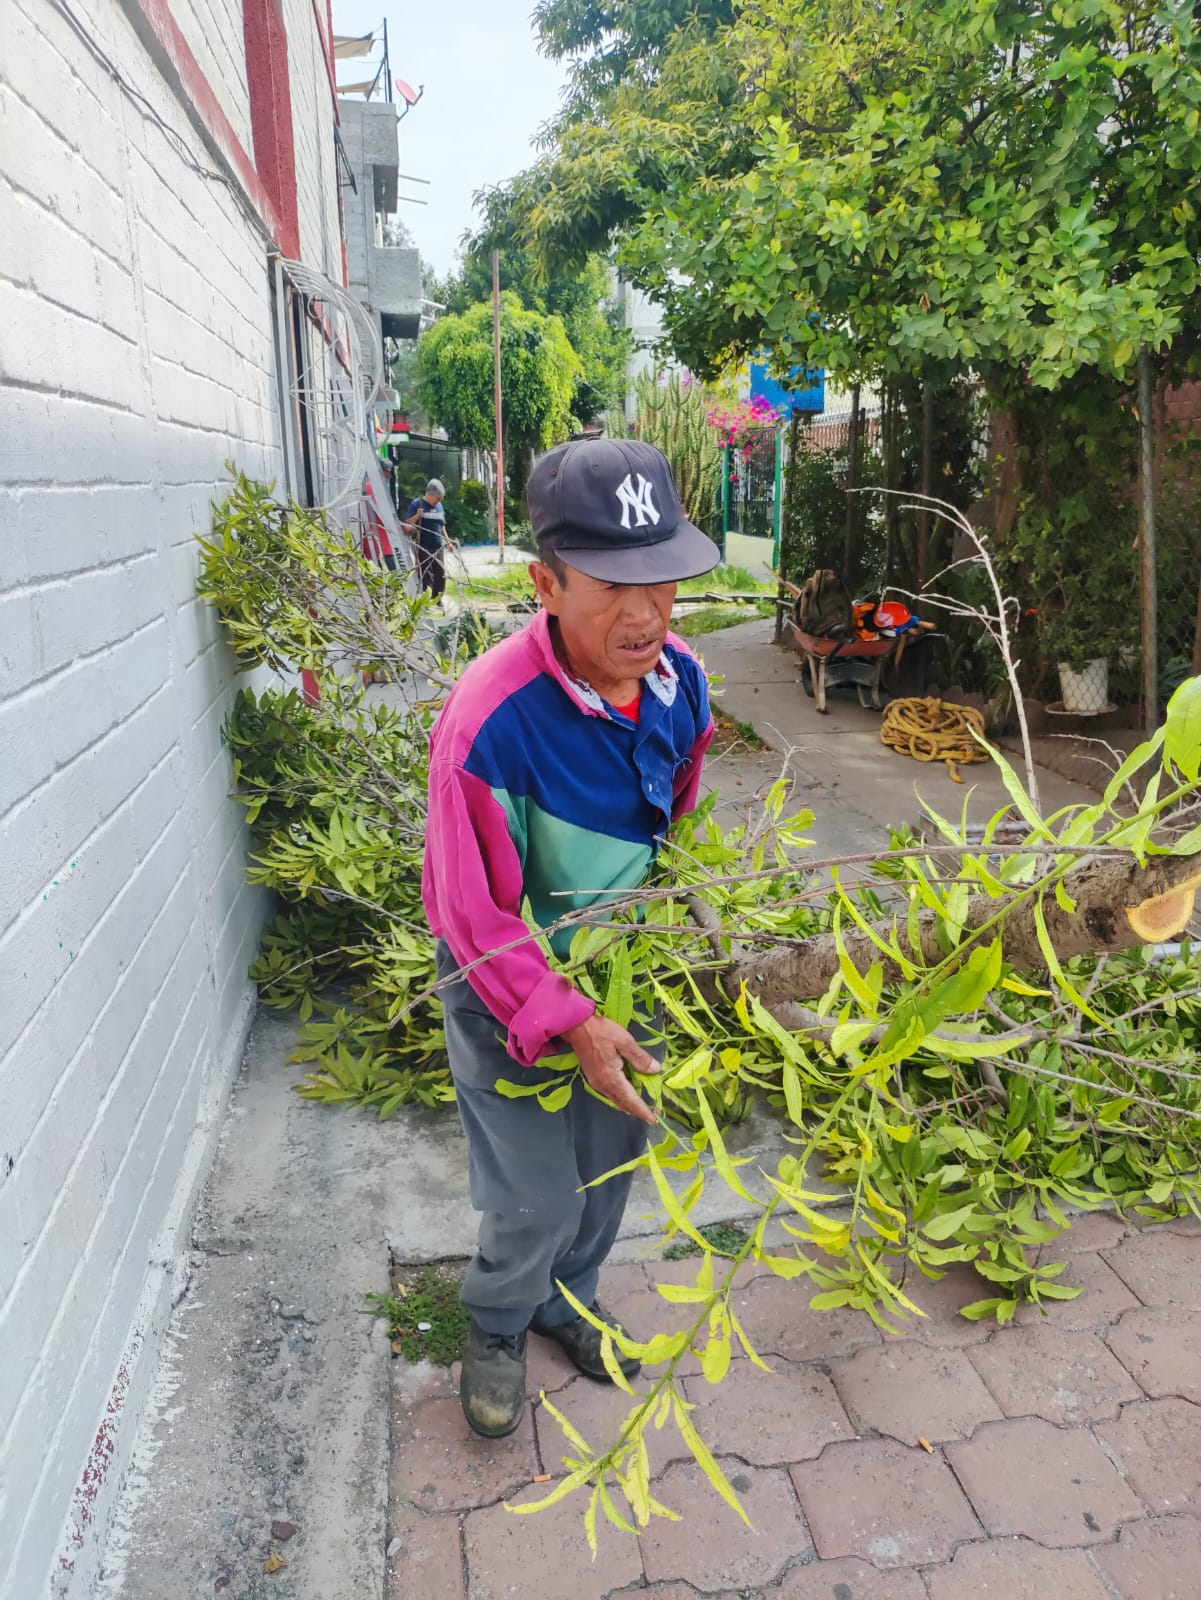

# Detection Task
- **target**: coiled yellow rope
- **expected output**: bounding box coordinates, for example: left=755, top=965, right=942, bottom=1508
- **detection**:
left=880, top=697, right=990, bottom=783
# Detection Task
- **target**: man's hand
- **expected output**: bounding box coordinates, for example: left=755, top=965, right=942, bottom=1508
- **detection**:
left=563, top=1015, right=660, bottom=1125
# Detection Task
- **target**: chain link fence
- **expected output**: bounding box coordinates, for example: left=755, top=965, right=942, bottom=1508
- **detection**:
left=1153, top=464, right=1201, bottom=717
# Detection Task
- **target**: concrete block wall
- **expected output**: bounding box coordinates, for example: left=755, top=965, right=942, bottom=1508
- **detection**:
left=0, top=0, right=339, bottom=1592
left=168, top=0, right=254, bottom=155
left=285, top=0, right=340, bottom=279
left=338, top=100, right=377, bottom=298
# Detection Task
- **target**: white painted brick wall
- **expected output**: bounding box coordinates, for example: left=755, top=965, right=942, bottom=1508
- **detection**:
left=162, top=0, right=255, bottom=158
left=285, top=0, right=340, bottom=279
left=0, top=0, right=341, bottom=1593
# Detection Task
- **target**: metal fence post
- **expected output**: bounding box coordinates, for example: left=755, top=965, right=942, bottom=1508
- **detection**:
left=772, top=421, right=784, bottom=571
left=721, top=443, right=730, bottom=562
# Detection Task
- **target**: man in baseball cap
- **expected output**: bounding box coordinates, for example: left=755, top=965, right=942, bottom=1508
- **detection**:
left=422, top=438, right=719, bottom=1437
left=527, top=436, right=722, bottom=583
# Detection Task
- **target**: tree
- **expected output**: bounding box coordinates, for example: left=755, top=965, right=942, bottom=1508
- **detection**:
left=524, top=0, right=1201, bottom=658
left=440, top=180, right=630, bottom=425
left=416, top=292, right=582, bottom=496
left=528, top=1, right=1201, bottom=393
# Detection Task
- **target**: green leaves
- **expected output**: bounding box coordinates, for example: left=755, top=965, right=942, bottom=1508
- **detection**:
left=417, top=293, right=582, bottom=459
left=1165, top=676, right=1201, bottom=784
left=496, top=1071, right=577, bottom=1111
left=529, top=0, right=1201, bottom=400
left=672, top=1394, right=752, bottom=1526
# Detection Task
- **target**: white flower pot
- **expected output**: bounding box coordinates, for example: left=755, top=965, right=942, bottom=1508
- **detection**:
left=1058, top=657, right=1109, bottom=714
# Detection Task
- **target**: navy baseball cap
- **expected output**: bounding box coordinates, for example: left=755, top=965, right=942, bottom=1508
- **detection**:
left=527, top=438, right=721, bottom=584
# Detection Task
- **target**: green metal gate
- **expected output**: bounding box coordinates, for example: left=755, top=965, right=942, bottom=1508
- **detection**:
left=722, top=425, right=783, bottom=571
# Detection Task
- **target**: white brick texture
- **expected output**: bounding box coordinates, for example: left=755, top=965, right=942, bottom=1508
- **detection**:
left=0, top=0, right=341, bottom=1594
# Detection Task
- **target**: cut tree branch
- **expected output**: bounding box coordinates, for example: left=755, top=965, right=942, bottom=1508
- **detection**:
left=723, top=851, right=1201, bottom=1008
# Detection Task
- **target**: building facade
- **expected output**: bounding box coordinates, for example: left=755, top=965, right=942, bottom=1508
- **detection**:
left=0, top=0, right=366, bottom=1592
left=338, top=97, right=422, bottom=350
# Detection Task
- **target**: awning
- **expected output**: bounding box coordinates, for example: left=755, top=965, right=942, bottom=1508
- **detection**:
left=333, top=33, right=374, bottom=58
left=337, top=78, right=379, bottom=96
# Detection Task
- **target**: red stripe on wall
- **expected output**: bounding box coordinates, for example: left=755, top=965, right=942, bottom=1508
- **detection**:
left=129, top=0, right=287, bottom=247
left=243, top=0, right=303, bottom=260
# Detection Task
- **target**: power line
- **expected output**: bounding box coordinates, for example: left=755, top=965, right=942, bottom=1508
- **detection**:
left=46, top=0, right=263, bottom=228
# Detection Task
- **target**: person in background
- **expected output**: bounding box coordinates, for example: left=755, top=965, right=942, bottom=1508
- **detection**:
left=422, top=437, right=720, bottom=1438
left=403, top=477, right=450, bottom=599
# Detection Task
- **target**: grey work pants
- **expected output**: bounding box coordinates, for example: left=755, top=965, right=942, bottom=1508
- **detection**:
left=436, top=941, right=655, bottom=1335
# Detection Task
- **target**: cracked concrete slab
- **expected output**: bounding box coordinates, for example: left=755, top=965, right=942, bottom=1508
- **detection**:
left=97, top=1012, right=398, bottom=1600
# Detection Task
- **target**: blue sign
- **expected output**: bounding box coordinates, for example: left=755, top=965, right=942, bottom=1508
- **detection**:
left=750, top=361, right=825, bottom=415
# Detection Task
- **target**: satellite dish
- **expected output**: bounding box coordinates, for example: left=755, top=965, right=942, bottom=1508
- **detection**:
left=396, top=78, right=421, bottom=106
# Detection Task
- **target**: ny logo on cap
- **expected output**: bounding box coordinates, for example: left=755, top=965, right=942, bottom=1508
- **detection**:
left=615, top=472, right=661, bottom=530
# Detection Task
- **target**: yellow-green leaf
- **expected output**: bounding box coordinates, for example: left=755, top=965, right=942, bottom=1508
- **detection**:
left=694, top=1087, right=759, bottom=1204
left=600, top=1331, right=636, bottom=1395
left=672, top=1395, right=752, bottom=1526
left=701, top=1332, right=732, bottom=1384
left=646, top=1142, right=712, bottom=1250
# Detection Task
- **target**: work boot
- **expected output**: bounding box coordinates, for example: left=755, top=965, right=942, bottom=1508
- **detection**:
left=530, top=1301, right=642, bottom=1384
left=459, top=1322, right=528, bottom=1438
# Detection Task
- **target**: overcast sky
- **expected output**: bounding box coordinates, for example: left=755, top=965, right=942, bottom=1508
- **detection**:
left=332, top=1, right=570, bottom=275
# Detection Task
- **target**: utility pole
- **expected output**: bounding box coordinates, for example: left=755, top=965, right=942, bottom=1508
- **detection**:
left=492, top=248, right=505, bottom=562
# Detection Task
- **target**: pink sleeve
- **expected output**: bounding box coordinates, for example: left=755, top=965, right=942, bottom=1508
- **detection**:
left=673, top=716, right=714, bottom=817
left=422, top=761, right=595, bottom=1066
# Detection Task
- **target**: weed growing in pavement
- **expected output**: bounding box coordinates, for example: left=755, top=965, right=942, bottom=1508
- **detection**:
left=663, top=1222, right=749, bottom=1260
left=366, top=1263, right=471, bottom=1365
left=711, top=710, right=768, bottom=751
left=673, top=602, right=774, bottom=639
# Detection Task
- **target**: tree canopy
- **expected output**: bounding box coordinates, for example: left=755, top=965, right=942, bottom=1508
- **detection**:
left=526, top=0, right=1201, bottom=391
left=415, top=291, right=581, bottom=469
left=431, top=181, right=630, bottom=426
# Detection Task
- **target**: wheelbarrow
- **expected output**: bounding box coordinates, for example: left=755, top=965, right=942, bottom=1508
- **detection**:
left=777, top=574, right=938, bottom=713
left=786, top=624, right=899, bottom=712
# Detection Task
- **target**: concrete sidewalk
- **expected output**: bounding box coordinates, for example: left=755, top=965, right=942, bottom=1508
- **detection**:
left=692, top=616, right=1097, bottom=835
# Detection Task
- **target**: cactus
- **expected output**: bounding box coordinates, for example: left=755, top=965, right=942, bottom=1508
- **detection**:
left=630, top=368, right=722, bottom=533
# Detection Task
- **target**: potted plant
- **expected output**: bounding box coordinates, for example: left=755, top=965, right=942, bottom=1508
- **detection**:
left=1001, top=490, right=1137, bottom=716
left=1037, top=538, right=1136, bottom=713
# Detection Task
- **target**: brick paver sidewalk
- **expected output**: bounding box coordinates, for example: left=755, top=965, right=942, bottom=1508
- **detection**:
left=386, top=1212, right=1201, bottom=1599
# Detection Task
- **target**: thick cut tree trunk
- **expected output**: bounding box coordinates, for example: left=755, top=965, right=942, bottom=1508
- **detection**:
left=723, top=852, right=1201, bottom=1010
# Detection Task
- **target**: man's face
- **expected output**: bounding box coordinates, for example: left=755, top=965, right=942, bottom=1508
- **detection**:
left=531, top=560, right=677, bottom=699
left=426, top=490, right=444, bottom=505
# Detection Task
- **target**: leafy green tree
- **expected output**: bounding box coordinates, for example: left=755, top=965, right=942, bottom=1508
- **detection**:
left=416, top=292, right=582, bottom=495
left=526, top=0, right=1201, bottom=654
left=534, top=0, right=737, bottom=108
left=528, top=0, right=1201, bottom=392
left=440, top=181, right=629, bottom=423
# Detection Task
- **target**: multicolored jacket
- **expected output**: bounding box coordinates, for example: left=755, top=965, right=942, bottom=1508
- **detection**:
left=422, top=608, right=713, bottom=1065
